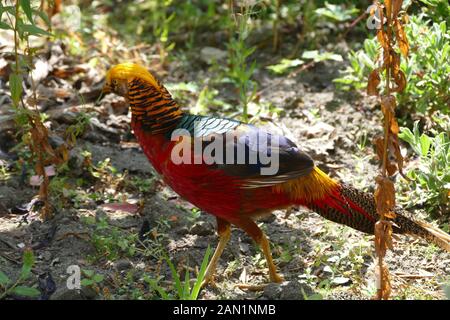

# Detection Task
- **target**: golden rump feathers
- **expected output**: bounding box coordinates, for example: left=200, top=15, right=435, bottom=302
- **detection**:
left=273, top=167, right=339, bottom=203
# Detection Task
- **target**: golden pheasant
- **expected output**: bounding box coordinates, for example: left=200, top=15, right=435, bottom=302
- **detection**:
left=102, top=63, right=450, bottom=286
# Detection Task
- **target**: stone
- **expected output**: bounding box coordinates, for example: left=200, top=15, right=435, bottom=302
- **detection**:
left=200, top=47, right=227, bottom=65
left=189, top=221, right=214, bottom=236
left=113, top=259, right=132, bottom=272
left=263, top=281, right=315, bottom=300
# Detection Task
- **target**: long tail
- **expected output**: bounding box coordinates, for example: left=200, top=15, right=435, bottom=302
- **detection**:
left=300, top=169, right=450, bottom=252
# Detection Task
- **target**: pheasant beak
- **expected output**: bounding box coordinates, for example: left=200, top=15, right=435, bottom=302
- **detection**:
left=102, top=82, right=112, bottom=94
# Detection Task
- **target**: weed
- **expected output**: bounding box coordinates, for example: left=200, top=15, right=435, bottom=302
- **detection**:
left=144, top=246, right=212, bottom=300
left=0, top=250, right=40, bottom=299
left=81, top=269, right=105, bottom=288
left=335, top=11, right=450, bottom=119
left=227, top=1, right=258, bottom=121
left=398, top=122, right=450, bottom=216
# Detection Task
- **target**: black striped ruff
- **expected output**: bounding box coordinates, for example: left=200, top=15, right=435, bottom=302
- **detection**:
left=128, top=78, right=183, bottom=134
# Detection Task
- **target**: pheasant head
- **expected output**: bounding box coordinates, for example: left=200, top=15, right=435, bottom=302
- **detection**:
left=103, top=63, right=183, bottom=134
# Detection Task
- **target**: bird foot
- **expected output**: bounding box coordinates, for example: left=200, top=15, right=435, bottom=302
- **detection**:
left=270, top=273, right=284, bottom=283
left=236, top=273, right=284, bottom=291
left=270, top=272, right=284, bottom=283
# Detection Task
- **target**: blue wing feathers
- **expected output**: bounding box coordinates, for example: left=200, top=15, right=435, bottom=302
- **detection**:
left=173, top=114, right=314, bottom=187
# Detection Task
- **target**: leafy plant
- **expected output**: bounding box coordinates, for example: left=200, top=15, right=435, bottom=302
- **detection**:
left=0, top=1, right=74, bottom=219
left=144, top=246, right=212, bottom=300
left=335, top=12, right=450, bottom=118
left=398, top=122, right=450, bottom=216
left=0, top=250, right=40, bottom=299
left=151, top=0, right=176, bottom=65
left=333, top=37, right=379, bottom=90
left=81, top=269, right=105, bottom=287
left=84, top=216, right=138, bottom=261
left=227, top=2, right=258, bottom=122
left=315, top=2, right=359, bottom=22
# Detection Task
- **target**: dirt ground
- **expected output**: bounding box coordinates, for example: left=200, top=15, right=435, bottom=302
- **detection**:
left=0, top=38, right=449, bottom=300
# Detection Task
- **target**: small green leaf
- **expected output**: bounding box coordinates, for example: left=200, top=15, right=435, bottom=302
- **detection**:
left=9, top=73, right=23, bottom=106
left=35, top=9, right=51, bottom=28
left=144, top=276, right=169, bottom=300
left=13, top=286, right=41, bottom=298
left=80, top=279, right=94, bottom=286
left=20, top=250, right=35, bottom=279
left=93, top=274, right=104, bottom=283
left=0, top=21, right=12, bottom=30
left=190, top=245, right=211, bottom=300
left=444, top=284, right=450, bottom=299
left=305, top=293, right=324, bottom=300
left=420, top=134, right=432, bottom=157
left=20, top=24, right=52, bottom=36
left=20, top=0, right=34, bottom=24
left=82, top=269, right=94, bottom=278
left=0, top=271, right=11, bottom=286
left=266, top=59, right=304, bottom=75
left=398, top=127, right=415, bottom=145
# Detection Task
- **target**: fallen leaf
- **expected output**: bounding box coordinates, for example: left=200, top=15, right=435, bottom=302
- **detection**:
left=101, top=203, right=139, bottom=214
left=51, top=66, right=86, bottom=79
left=30, top=175, right=44, bottom=186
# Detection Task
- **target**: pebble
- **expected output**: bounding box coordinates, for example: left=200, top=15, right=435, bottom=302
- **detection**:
left=113, top=259, right=132, bottom=272
left=189, top=221, right=214, bottom=236
left=263, top=281, right=315, bottom=300
left=51, top=288, right=84, bottom=300
left=200, top=47, right=227, bottom=65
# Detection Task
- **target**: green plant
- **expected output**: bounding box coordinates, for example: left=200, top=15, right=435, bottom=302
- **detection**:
left=335, top=13, right=450, bottom=118
left=333, top=37, right=378, bottom=90
left=84, top=216, right=138, bottom=261
left=0, top=250, right=40, bottom=299
left=401, top=17, right=449, bottom=116
left=266, top=58, right=304, bottom=75
left=128, top=176, right=155, bottom=194
left=151, top=0, right=176, bottom=65
left=0, top=161, right=11, bottom=181
left=81, top=269, right=105, bottom=287
left=444, top=283, right=450, bottom=299
left=65, top=112, right=91, bottom=146
left=186, top=208, right=201, bottom=223
left=191, top=86, right=231, bottom=115
left=398, top=122, right=450, bottom=216
left=144, top=246, right=212, bottom=300
left=227, top=2, right=258, bottom=122
left=315, top=2, right=359, bottom=22
left=1, top=0, right=60, bottom=219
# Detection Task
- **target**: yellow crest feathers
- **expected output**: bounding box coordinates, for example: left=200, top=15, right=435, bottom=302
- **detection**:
left=105, top=63, right=160, bottom=89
